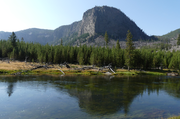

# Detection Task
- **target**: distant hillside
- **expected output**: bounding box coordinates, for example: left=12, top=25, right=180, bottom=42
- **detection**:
left=0, top=31, right=11, bottom=40
left=160, top=28, right=180, bottom=40
left=0, top=28, right=54, bottom=45
left=16, top=28, right=54, bottom=44
left=0, top=6, right=155, bottom=46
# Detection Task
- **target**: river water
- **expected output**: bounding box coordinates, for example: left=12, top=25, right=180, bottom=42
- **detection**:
left=0, top=75, right=180, bottom=119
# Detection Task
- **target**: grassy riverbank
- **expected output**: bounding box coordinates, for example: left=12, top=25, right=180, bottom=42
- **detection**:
left=0, top=61, right=174, bottom=76
left=169, top=116, right=180, bottom=119
left=115, top=69, right=167, bottom=75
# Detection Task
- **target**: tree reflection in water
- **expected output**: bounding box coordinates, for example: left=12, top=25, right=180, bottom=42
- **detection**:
left=7, top=83, right=14, bottom=97
left=53, top=76, right=164, bottom=115
left=5, top=77, right=18, bottom=97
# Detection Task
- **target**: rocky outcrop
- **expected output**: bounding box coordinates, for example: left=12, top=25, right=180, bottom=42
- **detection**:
left=54, top=21, right=82, bottom=39
left=78, top=6, right=149, bottom=40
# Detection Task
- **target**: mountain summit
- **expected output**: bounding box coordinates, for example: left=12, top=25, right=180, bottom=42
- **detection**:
left=78, top=6, right=148, bottom=40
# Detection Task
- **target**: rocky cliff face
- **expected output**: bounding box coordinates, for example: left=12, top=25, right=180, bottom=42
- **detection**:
left=54, top=21, right=82, bottom=40
left=78, top=8, right=96, bottom=36
left=79, top=6, right=149, bottom=40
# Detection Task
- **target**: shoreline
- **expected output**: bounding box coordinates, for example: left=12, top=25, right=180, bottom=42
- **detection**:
left=0, top=61, right=176, bottom=76
left=0, top=68, right=169, bottom=76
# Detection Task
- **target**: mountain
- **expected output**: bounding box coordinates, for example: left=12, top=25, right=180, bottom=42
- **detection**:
left=52, top=21, right=82, bottom=45
left=0, top=31, right=11, bottom=40
left=78, top=6, right=148, bottom=40
left=0, top=28, right=54, bottom=45
left=16, top=28, right=54, bottom=44
left=159, top=28, right=180, bottom=40
left=0, top=6, right=154, bottom=46
left=52, top=6, right=151, bottom=46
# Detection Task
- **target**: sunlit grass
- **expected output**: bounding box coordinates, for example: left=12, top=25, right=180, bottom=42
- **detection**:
left=168, top=115, right=180, bottom=119
left=0, top=61, right=34, bottom=70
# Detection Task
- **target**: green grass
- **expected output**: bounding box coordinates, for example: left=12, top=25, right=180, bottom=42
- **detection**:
left=168, top=115, right=180, bottom=119
left=0, top=69, right=23, bottom=75
left=116, top=71, right=137, bottom=75
left=0, top=68, right=174, bottom=76
left=0, top=70, right=11, bottom=74
left=137, top=71, right=165, bottom=75
left=116, top=69, right=167, bottom=76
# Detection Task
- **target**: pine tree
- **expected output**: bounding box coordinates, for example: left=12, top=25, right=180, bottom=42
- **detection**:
left=9, top=32, right=17, bottom=48
left=90, top=51, right=95, bottom=65
left=116, top=39, right=121, bottom=49
left=77, top=49, right=84, bottom=65
left=104, top=31, right=109, bottom=47
left=11, top=48, right=18, bottom=59
left=21, top=37, right=24, bottom=43
left=60, top=39, right=63, bottom=46
left=177, top=34, right=180, bottom=45
left=125, top=30, right=135, bottom=71
left=69, top=47, right=74, bottom=63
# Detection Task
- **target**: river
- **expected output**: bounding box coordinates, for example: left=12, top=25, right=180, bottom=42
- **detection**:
left=0, top=75, right=180, bottom=119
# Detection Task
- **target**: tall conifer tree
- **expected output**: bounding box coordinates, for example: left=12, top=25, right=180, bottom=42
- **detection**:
left=104, top=31, right=109, bottom=47
left=9, top=32, right=17, bottom=48
left=177, top=34, right=180, bottom=45
left=60, top=39, right=63, bottom=46
left=116, top=39, right=121, bottom=49
left=125, top=30, right=135, bottom=71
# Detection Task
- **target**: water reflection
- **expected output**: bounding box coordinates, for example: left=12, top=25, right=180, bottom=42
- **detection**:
left=51, top=76, right=180, bottom=116
left=4, top=77, right=18, bottom=97
left=0, top=75, right=180, bottom=118
left=7, top=83, right=15, bottom=97
left=58, top=76, right=180, bottom=116
left=63, top=78, right=135, bottom=115
left=162, top=77, right=180, bottom=99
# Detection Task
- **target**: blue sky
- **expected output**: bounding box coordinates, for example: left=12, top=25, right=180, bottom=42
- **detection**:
left=0, top=0, right=179, bottom=36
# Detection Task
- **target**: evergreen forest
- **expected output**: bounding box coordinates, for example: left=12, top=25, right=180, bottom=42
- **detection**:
left=1, top=32, right=180, bottom=70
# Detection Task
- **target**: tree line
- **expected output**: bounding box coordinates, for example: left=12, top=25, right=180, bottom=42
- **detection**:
left=1, top=32, right=180, bottom=70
